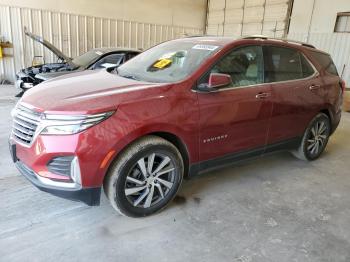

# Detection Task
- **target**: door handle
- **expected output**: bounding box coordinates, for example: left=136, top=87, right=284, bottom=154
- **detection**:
left=255, top=92, right=271, bottom=99
left=309, top=84, right=320, bottom=90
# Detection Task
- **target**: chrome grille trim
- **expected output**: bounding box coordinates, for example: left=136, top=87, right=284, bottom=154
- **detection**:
left=11, top=104, right=41, bottom=146
left=12, top=128, right=33, bottom=141
left=12, top=123, right=35, bottom=135
left=13, top=118, right=36, bottom=130
left=15, top=113, right=40, bottom=125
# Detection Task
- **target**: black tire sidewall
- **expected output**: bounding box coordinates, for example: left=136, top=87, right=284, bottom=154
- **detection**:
left=113, top=144, right=183, bottom=217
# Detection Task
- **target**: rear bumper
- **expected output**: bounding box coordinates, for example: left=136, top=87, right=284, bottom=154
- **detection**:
left=331, top=109, right=341, bottom=135
left=15, top=160, right=101, bottom=206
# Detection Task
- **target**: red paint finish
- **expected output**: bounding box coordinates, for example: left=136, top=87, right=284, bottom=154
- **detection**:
left=197, top=83, right=272, bottom=161
left=11, top=37, right=343, bottom=189
left=15, top=76, right=199, bottom=187
left=266, top=76, right=324, bottom=144
left=208, top=73, right=232, bottom=88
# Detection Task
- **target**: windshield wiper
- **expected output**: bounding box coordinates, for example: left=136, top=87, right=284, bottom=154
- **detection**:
left=121, top=74, right=138, bottom=80
left=115, top=68, right=139, bottom=80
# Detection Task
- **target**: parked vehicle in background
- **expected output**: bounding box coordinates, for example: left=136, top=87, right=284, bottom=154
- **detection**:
left=9, top=36, right=344, bottom=217
left=15, top=28, right=140, bottom=96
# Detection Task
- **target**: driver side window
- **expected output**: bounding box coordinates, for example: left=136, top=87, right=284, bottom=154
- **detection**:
left=205, top=45, right=264, bottom=88
left=94, top=54, right=124, bottom=69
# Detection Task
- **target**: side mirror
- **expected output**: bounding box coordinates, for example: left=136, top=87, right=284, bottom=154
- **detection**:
left=208, top=73, right=232, bottom=88
left=197, top=73, right=232, bottom=92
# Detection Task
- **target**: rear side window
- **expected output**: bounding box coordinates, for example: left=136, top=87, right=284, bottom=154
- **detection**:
left=310, top=51, right=338, bottom=76
left=301, top=54, right=315, bottom=78
left=263, top=46, right=314, bottom=83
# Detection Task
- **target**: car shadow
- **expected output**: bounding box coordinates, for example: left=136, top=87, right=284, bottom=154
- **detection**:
left=169, top=118, right=350, bottom=210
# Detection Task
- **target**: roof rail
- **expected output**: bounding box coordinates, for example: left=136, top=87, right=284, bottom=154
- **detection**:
left=275, top=38, right=316, bottom=49
left=183, top=35, right=204, bottom=38
left=242, top=35, right=268, bottom=40
left=241, top=35, right=315, bottom=49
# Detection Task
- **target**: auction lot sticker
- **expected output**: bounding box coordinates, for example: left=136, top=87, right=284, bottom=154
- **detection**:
left=192, top=44, right=219, bottom=51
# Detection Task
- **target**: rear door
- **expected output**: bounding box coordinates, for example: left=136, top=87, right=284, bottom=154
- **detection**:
left=308, top=51, right=343, bottom=122
left=197, top=45, right=273, bottom=162
left=263, top=45, right=324, bottom=145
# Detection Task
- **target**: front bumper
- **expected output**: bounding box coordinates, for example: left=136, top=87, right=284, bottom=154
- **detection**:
left=14, top=160, right=101, bottom=206
left=8, top=115, right=121, bottom=206
left=15, top=79, right=34, bottom=90
left=9, top=105, right=123, bottom=205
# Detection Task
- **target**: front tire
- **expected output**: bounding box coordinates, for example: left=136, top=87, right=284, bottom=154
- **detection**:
left=104, top=136, right=184, bottom=217
left=292, top=113, right=331, bottom=161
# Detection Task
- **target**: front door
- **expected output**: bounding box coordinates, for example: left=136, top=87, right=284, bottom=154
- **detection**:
left=197, top=45, right=273, bottom=163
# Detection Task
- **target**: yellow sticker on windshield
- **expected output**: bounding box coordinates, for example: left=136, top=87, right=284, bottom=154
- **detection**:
left=153, top=58, right=172, bottom=69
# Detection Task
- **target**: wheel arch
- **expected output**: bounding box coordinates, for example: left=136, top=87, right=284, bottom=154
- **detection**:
left=102, top=130, right=191, bottom=188
left=148, top=131, right=190, bottom=178
left=320, top=108, right=335, bottom=133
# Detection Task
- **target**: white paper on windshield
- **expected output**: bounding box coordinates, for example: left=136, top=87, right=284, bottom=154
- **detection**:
left=95, top=51, right=103, bottom=55
left=192, top=44, right=219, bottom=51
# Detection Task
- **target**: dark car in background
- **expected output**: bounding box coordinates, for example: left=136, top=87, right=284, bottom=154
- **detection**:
left=15, top=29, right=140, bottom=96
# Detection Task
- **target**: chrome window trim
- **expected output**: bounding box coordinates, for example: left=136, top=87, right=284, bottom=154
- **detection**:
left=192, top=81, right=271, bottom=93
left=264, top=51, right=319, bottom=87
left=192, top=46, right=319, bottom=93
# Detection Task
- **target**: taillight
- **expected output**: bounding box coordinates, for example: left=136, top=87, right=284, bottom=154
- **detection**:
left=340, top=79, right=346, bottom=93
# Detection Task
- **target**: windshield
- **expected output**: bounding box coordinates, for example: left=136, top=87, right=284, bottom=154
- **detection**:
left=72, top=50, right=104, bottom=67
left=117, top=41, right=221, bottom=83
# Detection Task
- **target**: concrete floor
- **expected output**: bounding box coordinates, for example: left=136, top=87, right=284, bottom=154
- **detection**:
left=1, top=85, right=350, bottom=262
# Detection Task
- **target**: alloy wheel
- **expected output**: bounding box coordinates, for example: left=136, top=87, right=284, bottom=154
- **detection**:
left=306, top=120, right=329, bottom=156
left=124, top=153, right=176, bottom=208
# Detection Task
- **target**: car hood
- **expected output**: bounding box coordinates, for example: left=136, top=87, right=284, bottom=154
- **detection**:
left=35, top=70, right=81, bottom=81
left=21, top=69, right=168, bottom=114
left=25, top=28, right=74, bottom=67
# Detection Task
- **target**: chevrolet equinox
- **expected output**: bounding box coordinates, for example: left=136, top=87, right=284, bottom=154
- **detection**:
left=9, top=36, right=345, bottom=217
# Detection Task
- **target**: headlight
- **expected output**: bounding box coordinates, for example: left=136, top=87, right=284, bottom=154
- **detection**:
left=40, top=111, right=114, bottom=135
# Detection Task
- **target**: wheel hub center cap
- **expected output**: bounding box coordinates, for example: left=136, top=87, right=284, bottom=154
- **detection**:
left=147, top=175, right=155, bottom=184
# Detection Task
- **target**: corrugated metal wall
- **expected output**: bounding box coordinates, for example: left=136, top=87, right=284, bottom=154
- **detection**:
left=288, top=33, right=350, bottom=84
left=206, top=0, right=293, bottom=37
left=0, top=5, right=203, bottom=83
left=2, top=4, right=349, bottom=85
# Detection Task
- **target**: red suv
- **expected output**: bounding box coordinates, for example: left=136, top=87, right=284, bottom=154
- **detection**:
left=9, top=36, right=344, bottom=217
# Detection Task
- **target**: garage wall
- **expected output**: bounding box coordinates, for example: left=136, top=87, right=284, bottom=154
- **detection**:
left=288, top=0, right=350, bottom=34
left=0, top=0, right=207, bottom=28
left=0, top=1, right=205, bottom=83
left=288, top=0, right=350, bottom=84
left=206, top=0, right=293, bottom=37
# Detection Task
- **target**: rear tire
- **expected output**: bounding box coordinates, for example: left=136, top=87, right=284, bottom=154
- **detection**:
left=104, top=136, right=184, bottom=217
left=292, top=113, right=331, bottom=161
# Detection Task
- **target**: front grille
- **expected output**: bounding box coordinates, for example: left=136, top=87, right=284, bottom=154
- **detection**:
left=12, top=104, right=41, bottom=145
left=47, top=156, right=74, bottom=177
